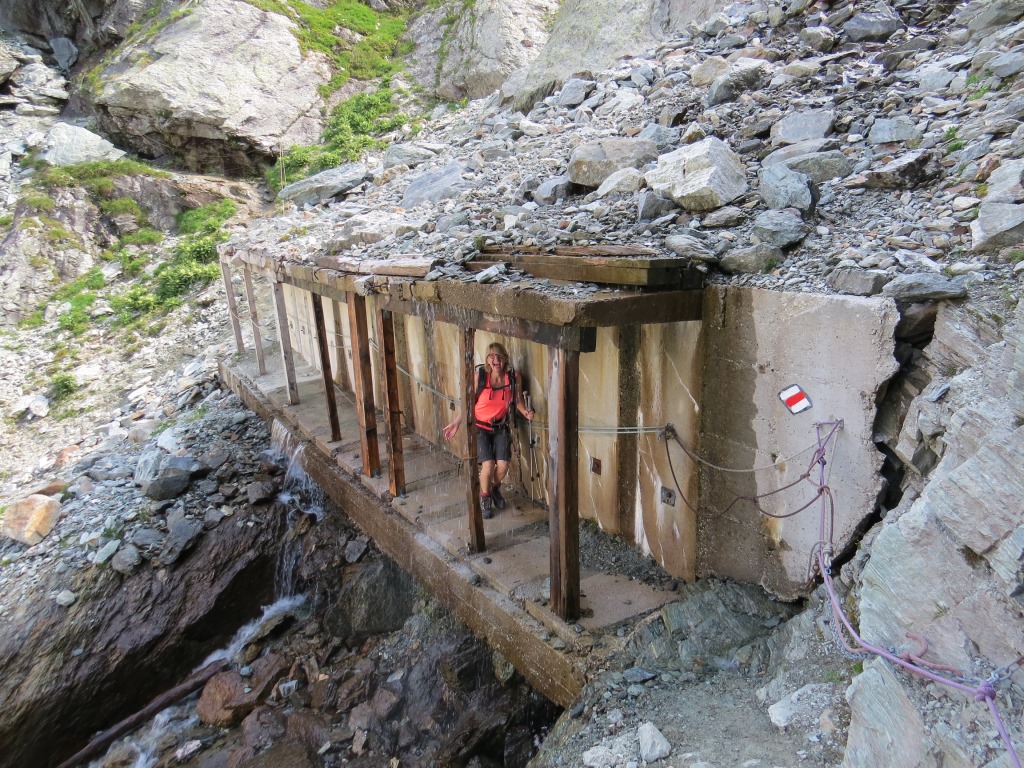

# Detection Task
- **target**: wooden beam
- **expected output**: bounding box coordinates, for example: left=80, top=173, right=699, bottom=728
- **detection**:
left=376, top=308, right=406, bottom=497
left=469, top=259, right=690, bottom=287
left=220, top=261, right=245, bottom=355
left=242, top=266, right=266, bottom=375
left=615, top=326, right=641, bottom=541
left=271, top=279, right=300, bottom=405
left=548, top=347, right=580, bottom=621
left=480, top=243, right=660, bottom=258
left=311, top=293, right=342, bottom=442
left=392, top=312, right=416, bottom=433
left=347, top=292, right=380, bottom=477
left=330, top=299, right=351, bottom=390
left=316, top=254, right=441, bottom=277
left=460, top=326, right=485, bottom=553
left=376, top=294, right=597, bottom=352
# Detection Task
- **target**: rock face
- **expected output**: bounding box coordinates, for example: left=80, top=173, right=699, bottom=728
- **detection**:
left=502, top=0, right=730, bottom=110
left=38, top=122, right=125, bottom=166
left=405, top=0, right=559, bottom=101
left=86, top=0, right=330, bottom=174
left=1, top=494, right=61, bottom=545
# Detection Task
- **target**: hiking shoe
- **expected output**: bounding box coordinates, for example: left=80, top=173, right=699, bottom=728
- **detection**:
left=491, top=484, right=506, bottom=510
left=481, top=494, right=494, bottom=519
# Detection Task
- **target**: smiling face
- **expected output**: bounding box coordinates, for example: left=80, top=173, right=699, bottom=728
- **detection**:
left=486, top=344, right=508, bottom=372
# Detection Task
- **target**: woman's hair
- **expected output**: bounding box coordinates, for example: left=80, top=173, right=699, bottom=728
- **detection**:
left=486, top=342, right=510, bottom=371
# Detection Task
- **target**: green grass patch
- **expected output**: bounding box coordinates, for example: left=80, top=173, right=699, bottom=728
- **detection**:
left=119, top=228, right=164, bottom=246
left=18, top=309, right=45, bottom=329
left=177, top=199, right=237, bottom=235
left=35, top=159, right=168, bottom=199
left=270, top=82, right=408, bottom=188
left=100, top=197, right=146, bottom=224
left=22, top=193, right=55, bottom=213
left=242, top=0, right=408, bottom=93
left=1009, top=250, right=1024, bottom=264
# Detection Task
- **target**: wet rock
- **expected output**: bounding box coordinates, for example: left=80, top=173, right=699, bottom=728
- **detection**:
left=278, top=164, right=370, bottom=208
left=637, top=721, right=671, bottom=761
left=142, top=465, right=191, bottom=501
left=246, top=480, right=277, bottom=505
left=567, top=138, right=658, bottom=188
left=644, top=137, right=747, bottom=211
left=54, top=590, right=77, bottom=607
left=1, top=494, right=61, bottom=545
left=157, top=518, right=204, bottom=565
left=197, top=653, right=289, bottom=727
left=324, top=560, right=416, bottom=639
left=881, top=273, right=968, bottom=302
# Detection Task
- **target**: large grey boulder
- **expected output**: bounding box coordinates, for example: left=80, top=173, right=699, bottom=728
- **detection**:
left=567, top=138, right=658, bottom=188
left=868, top=116, right=923, bottom=145
left=752, top=209, right=809, bottom=248
left=881, top=273, right=968, bottom=302
left=37, top=122, right=125, bottom=166
left=706, top=58, right=770, bottom=106
left=89, top=0, right=330, bottom=174
left=758, top=164, right=816, bottom=212
left=382, top=143, right=438, bottom=170
left=644, top=137, right=748, bottom=211
left=405, top=0, right=558, bottom=101
left=401, top=162, right=473, bottom=208
left=985, top=159, right=1024, bottom=202
left=971, top=202, right=1024, bottom=252
left=719, top=243, right=782, bottom=273
left=278, top=164, right=370, bottom=208
left=842, top=9, right=904, bottom=42
left=769, top=109, right=834, bottom=145
left=860, top=150, right=941, bottom=189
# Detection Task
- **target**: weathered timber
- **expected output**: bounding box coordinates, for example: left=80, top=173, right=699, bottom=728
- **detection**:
left=377, top=308, right=406, bottom=497
left=615, top=326, right=641, bottom=541
left=377, top=293, right=598, bottom=352
left=221, top=261, right=245, bottom=355
left=392, top=313, right=416, bottom=433
left=548, top=347, right=581, bottom=621
left=461, top=326, right=485, bottom=553
left=242, top=265, right=266, bottom=375
left=469, top=259, right=692, bottom=287
left=347, top=292, right=381, bottom=477
left=271, top=279, right=300, bottom=405
left=480, top=244, right=659, bottom=258
left=54, top=659, right=229, bottom=768
left=316, top=254, right=442, bottom=277
left=220, top=363, right=585, bottom=707
left=311, top=293, right=342, bottom=442
left=330, top=299, right=351, bottom=390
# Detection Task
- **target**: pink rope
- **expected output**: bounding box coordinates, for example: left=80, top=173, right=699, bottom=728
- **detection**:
left=810, top=422, right=1022, bottom=767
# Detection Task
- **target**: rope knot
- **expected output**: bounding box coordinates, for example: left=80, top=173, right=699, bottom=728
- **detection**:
left=975, top=681, right=997, bottom=702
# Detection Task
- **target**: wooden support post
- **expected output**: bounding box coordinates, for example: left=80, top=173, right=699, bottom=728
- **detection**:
left=615, top=325, right=640, bottom=541
left=271, top=279, right=300, bottom=405
left=331, top=299, right=351, bottom=390
left=393, top=312, right=416, bottom=433
left=221, top=261, right=245, bottom=355
left=347, top=292, right=380, bottom=477
left=242, top=266, right=266, bottom=375
left=548, top=347, right=580, bottom=621
left=311, top=293, right=342, bottom=443
left=460, top=326, right=485, bottom=553
left=377, top=308, right=406, bottom=497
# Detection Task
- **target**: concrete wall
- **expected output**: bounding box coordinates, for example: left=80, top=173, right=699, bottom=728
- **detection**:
left=698, top=286, right=900, bottom=599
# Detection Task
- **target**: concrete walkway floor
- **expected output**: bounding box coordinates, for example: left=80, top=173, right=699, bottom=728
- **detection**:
left=221, top=345, right=678, bottom=706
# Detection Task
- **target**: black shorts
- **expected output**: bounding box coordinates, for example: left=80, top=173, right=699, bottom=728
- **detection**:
left=477, top=426, right=511, bottom=463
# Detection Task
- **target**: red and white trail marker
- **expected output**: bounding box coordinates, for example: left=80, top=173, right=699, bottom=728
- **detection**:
left=779, top=384, right=812, bottom=414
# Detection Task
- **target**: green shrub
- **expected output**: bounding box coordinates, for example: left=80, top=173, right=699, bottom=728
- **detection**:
left=172, top=233, right=224, bottom=264
left=22, top=194, right=55, bottom=213
left=50, top=373, right=78, bottom=402
left=18, top=309, right=45, bottom=329
left=119, top=228, right=164, bottom=246
left=155, top=260, right=220, bottom=299
left=100, top=197, right=146, bottom=223
left=111, top=286, right=161, bottom=322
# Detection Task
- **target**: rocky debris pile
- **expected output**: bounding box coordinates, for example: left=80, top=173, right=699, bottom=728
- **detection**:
left=227, top=0, right=1024, bottom=307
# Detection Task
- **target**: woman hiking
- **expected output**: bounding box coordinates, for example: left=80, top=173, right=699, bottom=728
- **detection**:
left=443, top=342, right=534, bottom=518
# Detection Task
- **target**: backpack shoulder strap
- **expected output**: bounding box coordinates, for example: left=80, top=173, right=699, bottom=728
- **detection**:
left=476, top=365, right=487, bottom=398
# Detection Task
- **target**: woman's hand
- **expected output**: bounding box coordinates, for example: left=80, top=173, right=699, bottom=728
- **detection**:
left=443, top=419, right=460, bottom=441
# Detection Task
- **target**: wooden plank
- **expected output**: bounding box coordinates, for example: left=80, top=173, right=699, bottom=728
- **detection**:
left=548, top=347, right=580, bottom=621
left=460, top=326, right=485, bottom=553
left=480, top=243, right=659, bottom=259
left=469, top=259, right=685, bottom=287
left=220, top=261, right=245, bottom=355
left=392, top=312, right=416, bottom=433
left=347, top=292, right=381, bottom=477
left=615, top=326, right=641, bottom=541
left=376, top=293, right=597, bottom=352
left=316, top=255, right=441, bottom=278
left=330, top=299, right=351, bottom=390
left=271, top=279, right=300, bottom=405
left=311, top=293, right=342, bottom=442
left=376, top=308, right=406, bottom=497
left=242, top=266, right=266, bottom=375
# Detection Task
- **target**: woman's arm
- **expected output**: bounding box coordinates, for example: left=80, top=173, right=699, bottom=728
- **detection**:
left=515, top=372, right=535, bottom=420
left=443, top=407, right=463, bottom=440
